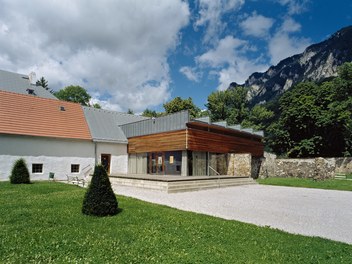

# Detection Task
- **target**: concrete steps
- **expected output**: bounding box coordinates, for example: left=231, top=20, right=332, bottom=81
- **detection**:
left=167, top=177, right=256, bottom=193
left=111, top=176, right=257, bottom=193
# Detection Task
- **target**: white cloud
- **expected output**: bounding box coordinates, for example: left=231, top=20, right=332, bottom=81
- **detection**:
left=194, top=0, right=244, bottom=44
left=0, top=0, right=190, bottom=111
left=268, top=18, right=311, bottom=64
left=197, top=35, right=268, bottom=90
left=179, top=66, right=201, bottom=82
left=281, top=17, right=302, bottom=33
left=240, top=12, right=274, bottom=38
left=197, top=36, right=247, bottom=67
left=277, top=0, right=309, bottom=15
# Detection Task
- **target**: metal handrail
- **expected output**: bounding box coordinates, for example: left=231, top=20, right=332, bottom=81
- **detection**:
left=82, top=164, right=93, bottom=172
left=208, top=166, right=220, bottom=176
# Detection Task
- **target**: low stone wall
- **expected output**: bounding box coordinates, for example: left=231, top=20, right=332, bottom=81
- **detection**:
left=335, top=157, right=352, bottom=173
left=220, top=152, right=351, bottom=179
left=258, top=153, right=352, bottom=179
left=227, top=153, right=252, bottom=177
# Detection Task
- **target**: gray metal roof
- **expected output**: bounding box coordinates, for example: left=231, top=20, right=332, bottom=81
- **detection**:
left=0, top=69, right=57, bottom=99
left=121, top=110, right=190, bottom=138
left=193, top=116, right=211, bottom=124
left=121, top=110, right=264, bottom=138
left=82, top=106, right=149, bottom=143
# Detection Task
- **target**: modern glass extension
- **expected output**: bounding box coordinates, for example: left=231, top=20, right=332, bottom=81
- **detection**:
left=128, top=151, right=229, bottom=176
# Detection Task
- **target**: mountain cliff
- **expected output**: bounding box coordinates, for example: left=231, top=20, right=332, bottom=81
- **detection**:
left=230, top=26, right=352, bottom=104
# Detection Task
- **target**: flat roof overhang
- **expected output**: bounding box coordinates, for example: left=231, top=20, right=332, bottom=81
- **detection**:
left=186, top=121, right=263, bottom=142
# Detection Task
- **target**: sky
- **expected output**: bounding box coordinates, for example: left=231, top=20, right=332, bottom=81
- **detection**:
left=0, top=0, right=351, bottom=112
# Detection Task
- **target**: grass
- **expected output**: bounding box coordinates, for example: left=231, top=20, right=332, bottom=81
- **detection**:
left=1, top=182, right=351, bottom=263
left=257, top=177, right=352, bottom=191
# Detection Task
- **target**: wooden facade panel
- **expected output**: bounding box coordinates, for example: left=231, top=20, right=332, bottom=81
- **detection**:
left=128, top=130, right=187, bottom=153
left=187, top=128, right=264, bottom=157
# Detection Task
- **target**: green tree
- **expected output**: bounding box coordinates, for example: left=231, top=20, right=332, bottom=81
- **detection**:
left=163, top=97, right=200, bottom=118
left=127, top=109, right=134, bottom=115
left=82, top=165, right=118, bottom=216
left=36, top=77, right=49, bottom=90
left=142, top=108, right=162, bottom=118
left=10, top=158, right=30, bottom=184
left=206, top=86, right=249, bottom=124
left=55, top=85, right=91, bottom=106
left=267, top=65, right=352, bottom=158
left=241, top=105, right=274, bottom=130
left=92, top=103, right=101, bottom=109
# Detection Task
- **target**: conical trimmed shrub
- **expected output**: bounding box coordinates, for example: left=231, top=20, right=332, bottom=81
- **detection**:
left=82, top=164, right=118, bottom=216
left=10, top=158, right=30, bottom=184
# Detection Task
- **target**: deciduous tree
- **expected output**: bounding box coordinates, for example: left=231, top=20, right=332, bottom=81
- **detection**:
left=55, top=85, right=91, bottom=106
left=206, top=86, right=249, bottom=124
left=163, top=97, right=200, bottom=118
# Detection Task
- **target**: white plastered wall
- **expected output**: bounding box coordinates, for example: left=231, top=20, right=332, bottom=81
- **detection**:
left=0, top=134, right=95, bottom=181
left=95, top=142, right=128, bottom=175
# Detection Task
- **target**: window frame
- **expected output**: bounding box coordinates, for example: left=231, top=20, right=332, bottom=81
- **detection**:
left=32, top=163, right=43, bottom=174
left=71, top=164, right=80, bottom=174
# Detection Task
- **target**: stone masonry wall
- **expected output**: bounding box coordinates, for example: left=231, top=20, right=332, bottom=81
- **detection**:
left=258, top=152, right=352, bottom=179
left=335, top=157, right=352, bottom=173
left=233, top=154, right=252, bottom=177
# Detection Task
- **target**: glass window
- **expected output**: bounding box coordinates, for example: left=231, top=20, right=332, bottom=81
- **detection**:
left=164, top=151, right=182, bottom=175
left=32, top=164, right=43, bottom=173
left=71, top=164, right=80, bottom=173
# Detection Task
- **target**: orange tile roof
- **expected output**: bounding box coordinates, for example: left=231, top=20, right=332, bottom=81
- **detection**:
left=0, top=91, right=92, bottom=140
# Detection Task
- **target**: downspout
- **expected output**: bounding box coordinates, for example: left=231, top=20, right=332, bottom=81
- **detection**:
left=207, top=125, right=210, bottom=176
left=94, top=142, right=98, bottom=165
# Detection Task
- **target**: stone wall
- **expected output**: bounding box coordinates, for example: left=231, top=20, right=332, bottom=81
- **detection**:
left=232, top=154, right=252, bottom=177
left=258, top=152, right=352, bottom=179
left=335, top=157, right=352, bottom=173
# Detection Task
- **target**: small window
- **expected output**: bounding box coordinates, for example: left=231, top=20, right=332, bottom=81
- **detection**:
left=71, top=164, right=80, bottom=173
left=32, top=164, right=43, bottom=173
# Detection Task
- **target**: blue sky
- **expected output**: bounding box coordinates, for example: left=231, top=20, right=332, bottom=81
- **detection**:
left=0, top=0, right=351, bottom=112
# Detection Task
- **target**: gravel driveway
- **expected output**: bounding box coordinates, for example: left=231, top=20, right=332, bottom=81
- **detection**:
left=112, top=184, right=352, bottom=244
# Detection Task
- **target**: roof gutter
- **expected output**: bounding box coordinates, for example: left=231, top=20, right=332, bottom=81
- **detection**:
left=92, top=138, right=128, bottom=144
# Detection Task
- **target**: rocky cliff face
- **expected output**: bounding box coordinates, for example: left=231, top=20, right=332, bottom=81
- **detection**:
left=231, top=26, right=352, bottom=104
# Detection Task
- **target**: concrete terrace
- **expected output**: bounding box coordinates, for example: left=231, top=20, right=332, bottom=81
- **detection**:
left=110, top=174, right=256, bottom=193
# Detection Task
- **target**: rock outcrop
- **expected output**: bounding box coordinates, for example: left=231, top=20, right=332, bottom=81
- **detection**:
left=230, top=26, right=352, bottom=104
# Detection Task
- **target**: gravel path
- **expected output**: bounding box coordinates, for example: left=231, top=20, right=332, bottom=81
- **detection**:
left=112, top=184, right=352, bottom=244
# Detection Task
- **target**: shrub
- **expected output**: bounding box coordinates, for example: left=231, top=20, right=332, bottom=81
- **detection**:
left=82, top=164, right=118, bottom=216
left=10, top=158, right=30, bottom=184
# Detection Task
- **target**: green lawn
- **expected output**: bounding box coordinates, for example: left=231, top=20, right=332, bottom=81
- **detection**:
left=1, top=182, right=351, bottom=263
left=257, top=177, right=352, bottom=191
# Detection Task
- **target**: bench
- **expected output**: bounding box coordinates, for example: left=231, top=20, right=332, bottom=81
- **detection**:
left=67, top=175, right=87, bottom=187
left=335, top=173, right=346, bottom=180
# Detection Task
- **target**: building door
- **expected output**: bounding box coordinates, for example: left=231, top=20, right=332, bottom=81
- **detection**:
left=149, top=152, right=164, bottom=174
left=101, top=154, right=111, bottom=174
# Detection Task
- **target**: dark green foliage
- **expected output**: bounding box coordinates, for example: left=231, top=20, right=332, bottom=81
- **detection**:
left=203, top=62, right=352, bottom=157
left=92, top=103, right=101, bottom=109
left=142, top=108, right=163, bottom=118
left=36, top=77, right=49, bottom=90
left=206, top=86, right=249, bottom=124
left=163, top=97, right=201, bottom=118
left=266, top=63, right=352, bottom=157
left=82, top=165, right=118, bottom=216
left=241, top=105, right=274, bottom=130
left=55, top=85, right=91, bottom=106
left=10, top=158, right=30, bottom=184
